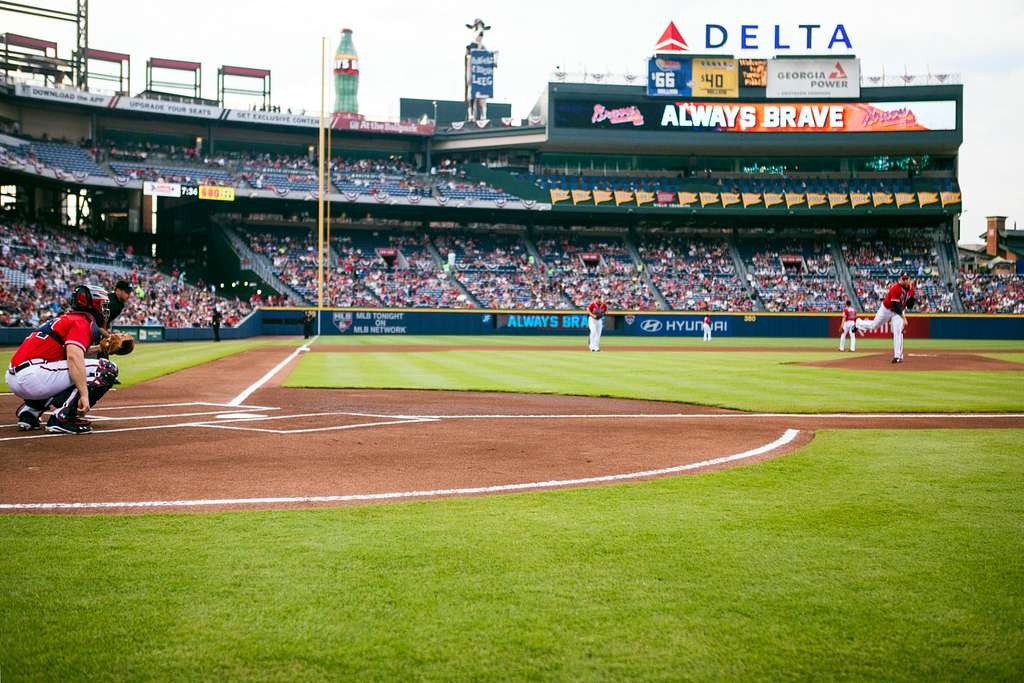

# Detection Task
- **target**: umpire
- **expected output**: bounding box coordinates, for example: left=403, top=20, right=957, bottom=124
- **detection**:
left=108, top=280, right=133, bottom=327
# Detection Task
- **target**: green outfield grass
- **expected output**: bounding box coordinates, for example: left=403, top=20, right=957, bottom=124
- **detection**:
left=1, top=339, right=301, bottom=388
left=309, top=334, right=1024, bottom=351
left=1, top=429, right=1021, bottom=681
left=288, top=338, right=1024, bottom=413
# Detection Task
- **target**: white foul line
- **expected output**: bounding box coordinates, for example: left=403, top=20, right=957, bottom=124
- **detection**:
left=0, top=429, right=800, bottom=510
left=227, top=337, right=317, bottom=406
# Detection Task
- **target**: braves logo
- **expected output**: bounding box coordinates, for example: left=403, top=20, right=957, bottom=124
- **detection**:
left=332, top=312, right=353, bottom=333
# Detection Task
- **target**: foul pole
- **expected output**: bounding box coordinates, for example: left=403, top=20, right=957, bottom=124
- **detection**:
left=317, top=36, right=326, bottom=335
left=326, top=122, right=332, bottom=297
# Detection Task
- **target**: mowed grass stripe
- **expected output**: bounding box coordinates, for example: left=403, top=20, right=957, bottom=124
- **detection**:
left=1, top=430, right=1021, bottom=680
left=289, top=349, right=1024, bottom=412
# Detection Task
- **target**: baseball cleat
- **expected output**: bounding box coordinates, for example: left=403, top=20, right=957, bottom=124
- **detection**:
left=16, top=404, right=41, bottom=431
left=891, top=357, right=903, bottom=364
left=45, top=414, right=93, bottom=435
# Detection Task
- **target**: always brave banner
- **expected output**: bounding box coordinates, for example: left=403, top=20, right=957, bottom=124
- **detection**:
left=555, top=99, right=957, bottom=133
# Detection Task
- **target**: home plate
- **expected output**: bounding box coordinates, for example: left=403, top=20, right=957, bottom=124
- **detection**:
left=215, top=413, right=268, bottom=420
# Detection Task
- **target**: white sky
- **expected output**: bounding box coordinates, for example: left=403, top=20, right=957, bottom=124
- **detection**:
left=5, top=0, right=1021, bottom=242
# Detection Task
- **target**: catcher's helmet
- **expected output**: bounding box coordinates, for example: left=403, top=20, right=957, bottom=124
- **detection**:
left=70, top=284, right=110, bottom=326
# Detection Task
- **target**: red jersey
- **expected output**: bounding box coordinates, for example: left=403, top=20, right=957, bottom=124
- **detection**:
left=11, top=312, right=100, bottom=367
left=703, top=316, right=711, bottom=325
left=842, top=306, right=857, bottom=321
left=587, top=301, right=608, bottom=318
left=883, top=282, right=916, bottom=311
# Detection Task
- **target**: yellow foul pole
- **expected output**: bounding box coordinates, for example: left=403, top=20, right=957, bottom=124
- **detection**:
left=317, top=36, right=326, bottom=315
left=326, top=123, right=332, bottom=296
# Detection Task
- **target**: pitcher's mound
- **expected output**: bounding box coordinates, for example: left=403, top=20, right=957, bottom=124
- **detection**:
left=799, top=352, right=1024, bottom=372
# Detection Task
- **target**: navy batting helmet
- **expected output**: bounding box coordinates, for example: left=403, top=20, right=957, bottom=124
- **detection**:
left=70, top=284, right=110, bottom=327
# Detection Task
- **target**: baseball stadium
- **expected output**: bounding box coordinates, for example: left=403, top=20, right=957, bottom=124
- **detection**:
left=1, top=3, right=1023, bottom=680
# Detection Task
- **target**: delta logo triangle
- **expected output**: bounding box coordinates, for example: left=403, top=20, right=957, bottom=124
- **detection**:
left=828, top=61, right=848, bottom=80
left=655, top=21, right=689, bottom=53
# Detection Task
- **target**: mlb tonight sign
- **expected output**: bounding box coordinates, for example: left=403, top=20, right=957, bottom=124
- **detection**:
left=654, top=20, right=853, bottom=53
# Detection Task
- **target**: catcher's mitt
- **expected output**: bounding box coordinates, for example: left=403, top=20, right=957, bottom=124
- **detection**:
left=100, top=332, right=136, bottom=356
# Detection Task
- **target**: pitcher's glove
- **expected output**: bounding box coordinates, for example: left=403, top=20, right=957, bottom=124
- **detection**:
left=100, top=332, right=136, bottom=356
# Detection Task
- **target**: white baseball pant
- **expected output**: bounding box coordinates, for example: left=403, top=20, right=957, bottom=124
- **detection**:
left=6, top=359, right=109, bottom=402
left=588, top=316, right=603, bottom=351
left=839, top=320, right=856, bottom=351
left=702, top=323, right=712, bottom=341
left=855, top=305, right=905, bottom=360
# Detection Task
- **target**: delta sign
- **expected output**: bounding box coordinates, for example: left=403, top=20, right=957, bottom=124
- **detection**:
left=654, top=20, right=853, bottom=53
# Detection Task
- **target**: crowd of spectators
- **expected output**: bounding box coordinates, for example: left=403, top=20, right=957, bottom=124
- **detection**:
left=843, top=234, right=955, bottom=312
left=639, top=236, right=754, bottom=312
left=744, top=242, right=847, bottom=312
left=434, top=234, right=568, bottom=308
left=537, top=237, right=658, bottom=310
left=958, top=272, right=1024, bottom=314
left=1, top=222, right=251, bottom=328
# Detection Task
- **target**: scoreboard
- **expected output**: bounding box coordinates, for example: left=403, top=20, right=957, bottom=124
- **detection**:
left=648, top=57, right=739, bottom=98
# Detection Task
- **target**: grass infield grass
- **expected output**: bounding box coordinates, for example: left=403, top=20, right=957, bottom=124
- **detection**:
left=1, top=430, right=1021, bottom=681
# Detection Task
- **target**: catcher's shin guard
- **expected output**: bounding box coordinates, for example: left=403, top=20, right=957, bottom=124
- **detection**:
left=47, top=359, right=119, bottom=419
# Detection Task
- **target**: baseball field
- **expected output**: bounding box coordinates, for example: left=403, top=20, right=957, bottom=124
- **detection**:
left=2, top=335, right=1023, bottom=680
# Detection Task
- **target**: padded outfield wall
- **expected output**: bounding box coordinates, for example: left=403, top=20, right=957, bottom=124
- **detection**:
left=2, top=309, right=1019, bottom=345
left=261, top=309, right=1024, bottom=340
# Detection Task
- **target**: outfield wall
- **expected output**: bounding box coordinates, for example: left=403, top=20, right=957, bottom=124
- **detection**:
left=262, top=309, right=1024, bottom=340
left=1, top=309, right=1020, bottom=346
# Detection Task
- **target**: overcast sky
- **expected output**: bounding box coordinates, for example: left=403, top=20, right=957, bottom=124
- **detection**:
left=6, top=0, right=1021, bottom=242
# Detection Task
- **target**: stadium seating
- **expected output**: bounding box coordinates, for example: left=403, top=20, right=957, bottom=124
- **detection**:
left=536, top=236, right=658, bottom=310
left=738, top=238, right=847, bottom=312
left=638, top=235, right=754, bottom=312
left=958, top=273, right=1024, bottom=314
left=433, top=233, right=568, bottom=308
left=842, top=232, right=955, bottom=312
left=0, top=221, right=251, bottom=328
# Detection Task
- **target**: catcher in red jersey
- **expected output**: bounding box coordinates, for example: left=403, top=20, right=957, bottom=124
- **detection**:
left=838, top=300, right=857, bottom=352
left=855, top=273, right=917, bottom=363
left=6, top=285, right=123, bottom=434
left=587, top=297, right=607, bottom=351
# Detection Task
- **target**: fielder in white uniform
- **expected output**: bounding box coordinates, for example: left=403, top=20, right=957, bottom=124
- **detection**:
left=702, top=315, right=712, bottom=341
left=839, top=300, right=857, bottom=352
left=587, top=298, right=607, bottom=352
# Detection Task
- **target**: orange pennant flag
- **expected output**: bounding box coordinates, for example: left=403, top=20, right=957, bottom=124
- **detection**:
left=764, top=192, right=784, bottom=207
left=635, top=191, right=655, bottom=206
left=699, top=192, right=720, bottom=207
left=550, top=189, right=570, bottom=204
left=872, top=192, right=893, bottom=206
left=614, top=190, right=634, bottom=206
left=741, top=192, right=762, bottom=207
left=850, top=192, right=870, bottom=207
left=895, top=192, right=916, bottom=207
left=827, top=193, right=849, bottom=207
left=785, top=193, right=805, bottom=208
left=940, top=191, right=961, bottom=207
left=678, top=191, right=699, bottom=206
left=806, top=193, right=827, bottom=208
left=721, top=192, right=741, bottom=207
left=593, top=190, right=613, bottom=205
left=917, top=192, right=938, bottom=207
left=571, top=189, right=592, bottom=205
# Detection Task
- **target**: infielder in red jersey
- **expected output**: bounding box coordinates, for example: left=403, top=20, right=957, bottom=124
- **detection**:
left=855, top=273, right=918, bottom=363
left=838, top=300, right=857, bottom=352
left=6, top=285, right=120, bottom=434
left=702, top=315, right=712, bottom=341
left=587, top=297, right=607, bottom=351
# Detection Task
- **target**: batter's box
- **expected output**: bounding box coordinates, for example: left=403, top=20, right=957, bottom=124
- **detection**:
left=87, top=402, right=276, bottom=424
left=191, top=411, right=438, bottom=435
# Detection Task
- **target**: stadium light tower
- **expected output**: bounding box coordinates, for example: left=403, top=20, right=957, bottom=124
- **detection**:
left=0, top=0, right=88, bottom=86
